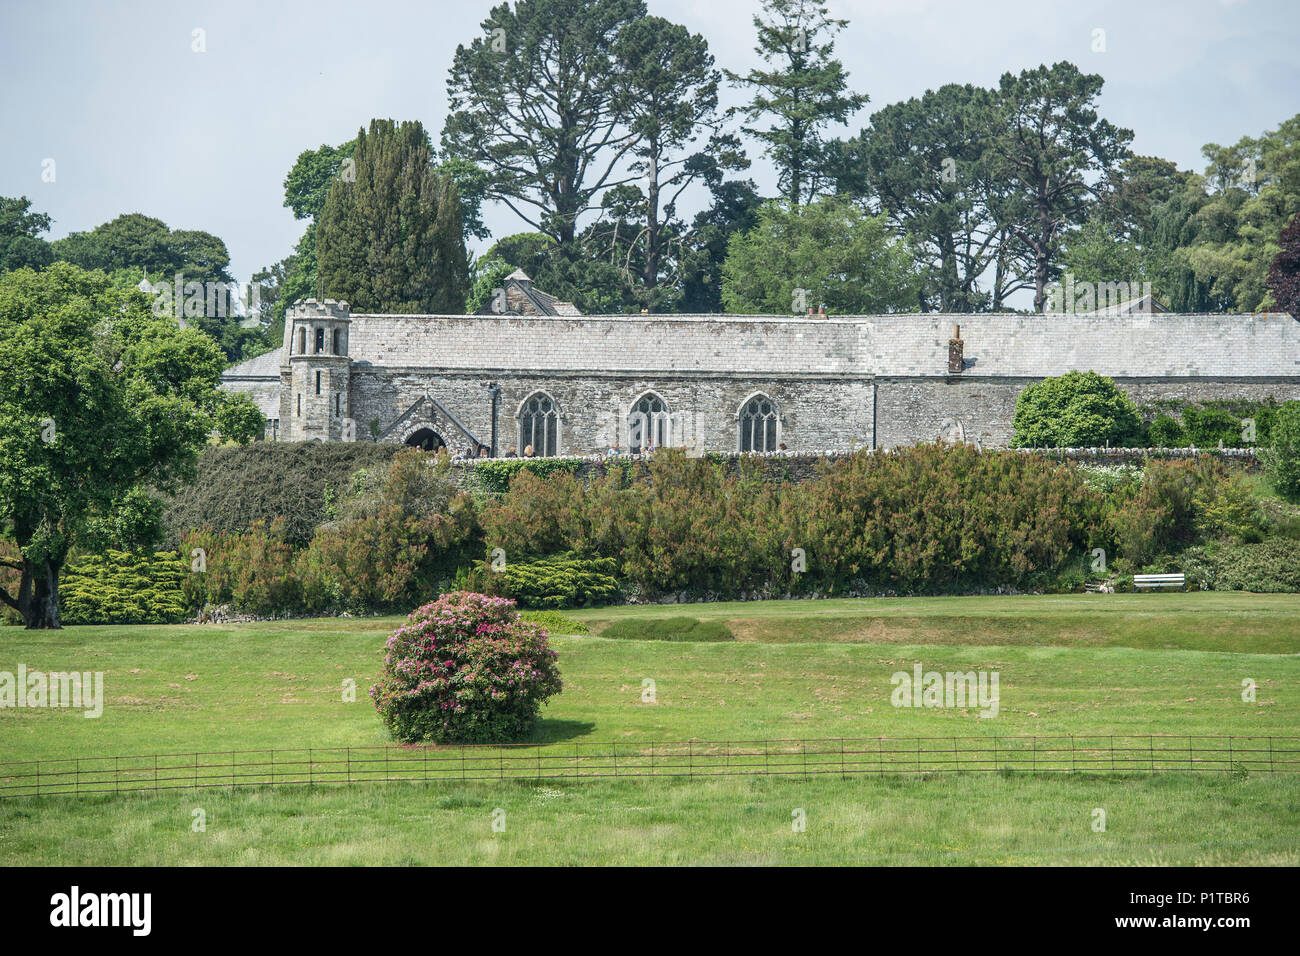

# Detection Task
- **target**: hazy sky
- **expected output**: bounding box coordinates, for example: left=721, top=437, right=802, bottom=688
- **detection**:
left=2, top=0, right=1298, bottom=283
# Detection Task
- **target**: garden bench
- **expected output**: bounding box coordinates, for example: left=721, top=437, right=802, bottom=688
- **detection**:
left=1133, top=573, right=1185, bottom=591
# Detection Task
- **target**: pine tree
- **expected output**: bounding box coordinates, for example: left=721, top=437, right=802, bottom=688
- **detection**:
left=726, top=0, right=867, bottom=206
left=317, top=119, right=469, bottom=314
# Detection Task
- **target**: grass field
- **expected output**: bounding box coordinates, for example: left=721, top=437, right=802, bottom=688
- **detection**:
left=2, top=593, right=1298, bottom=865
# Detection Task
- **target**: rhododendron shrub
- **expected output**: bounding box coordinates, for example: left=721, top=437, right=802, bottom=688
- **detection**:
left=370, top=591, right=562, bottom=743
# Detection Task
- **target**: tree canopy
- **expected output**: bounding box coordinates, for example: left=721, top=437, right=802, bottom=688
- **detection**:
left=727, top=0, right=866, bottom=207
left=0, top=263, right=227, bottom=627
left=721, top=197, right=920, bottom=315
left=317, top=119, right=469, bottom=314
left=1011, top=371, right=1144, bottom=448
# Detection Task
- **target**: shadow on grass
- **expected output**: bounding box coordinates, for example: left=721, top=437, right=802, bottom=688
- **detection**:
left=525, top=719, right=598, bottom=744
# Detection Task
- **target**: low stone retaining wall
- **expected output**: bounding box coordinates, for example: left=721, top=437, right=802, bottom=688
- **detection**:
left=441, top=445, right=1260, bottom=486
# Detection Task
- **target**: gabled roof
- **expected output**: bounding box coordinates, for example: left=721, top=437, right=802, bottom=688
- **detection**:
left=476, top=271, right=583, bottom=317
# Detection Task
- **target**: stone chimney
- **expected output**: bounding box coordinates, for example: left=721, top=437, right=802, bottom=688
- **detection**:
left=948, top=324, right=964, bottom=374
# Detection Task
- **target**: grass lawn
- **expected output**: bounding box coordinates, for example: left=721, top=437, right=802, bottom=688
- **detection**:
left=1, top=592, right=1298, bottom=865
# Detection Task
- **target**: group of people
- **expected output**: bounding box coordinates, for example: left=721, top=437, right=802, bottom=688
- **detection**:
left=451, top=439, right=793, bottom=460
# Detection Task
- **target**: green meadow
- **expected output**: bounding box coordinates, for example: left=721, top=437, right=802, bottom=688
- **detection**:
left=1, top=593, right=1297, bottom=865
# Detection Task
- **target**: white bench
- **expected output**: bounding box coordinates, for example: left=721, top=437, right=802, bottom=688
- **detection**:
left=1133, top=573, right=1185, bottom=590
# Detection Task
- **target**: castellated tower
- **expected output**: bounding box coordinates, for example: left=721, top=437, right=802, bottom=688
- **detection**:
left=280, top=299, right=352, bottom=441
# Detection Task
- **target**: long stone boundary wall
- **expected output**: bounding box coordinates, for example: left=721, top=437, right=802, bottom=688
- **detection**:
left=442, top=446, right=1260, bottom=487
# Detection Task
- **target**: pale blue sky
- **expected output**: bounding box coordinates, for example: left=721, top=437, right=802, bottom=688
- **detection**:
left=2, top=0, right=1298, bottom=284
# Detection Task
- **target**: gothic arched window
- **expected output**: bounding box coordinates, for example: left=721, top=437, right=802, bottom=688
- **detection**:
left=738, top=394, right=779, bottom=452
left=518, top=392, right=559, bottom=456
left=629, top=392, right=670, bottom=454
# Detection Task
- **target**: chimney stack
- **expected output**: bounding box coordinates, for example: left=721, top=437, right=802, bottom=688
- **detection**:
left=948, top=324, right=964, bottom=374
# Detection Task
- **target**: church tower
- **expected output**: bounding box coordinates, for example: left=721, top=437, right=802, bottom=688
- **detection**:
left=281, top=299, right=352, bottom=441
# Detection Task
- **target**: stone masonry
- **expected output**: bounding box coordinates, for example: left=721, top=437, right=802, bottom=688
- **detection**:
left=219, top=296, right=1300, bottom=453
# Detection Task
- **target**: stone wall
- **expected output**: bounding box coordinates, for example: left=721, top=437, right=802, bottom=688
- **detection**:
left=349, top=367, right=875, bottom=455
left=438, top=446, right=1260, bottom=488
left=225, top=303, right=1300, bottom=456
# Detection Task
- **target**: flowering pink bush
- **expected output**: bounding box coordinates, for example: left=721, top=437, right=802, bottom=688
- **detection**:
left=370, top=591, right=562, bottom=743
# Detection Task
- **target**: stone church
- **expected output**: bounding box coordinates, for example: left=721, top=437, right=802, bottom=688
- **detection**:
left=220, top=271, right=1300, bottom=455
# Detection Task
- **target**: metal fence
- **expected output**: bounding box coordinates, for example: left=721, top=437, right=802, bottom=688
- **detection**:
left=1, top=735, right=1296, bottom=799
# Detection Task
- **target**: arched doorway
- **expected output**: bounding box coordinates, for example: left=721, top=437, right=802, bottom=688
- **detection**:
left=405, top=427, right=445, bottom=452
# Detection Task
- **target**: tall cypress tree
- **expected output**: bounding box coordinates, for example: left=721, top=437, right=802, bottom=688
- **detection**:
left=317, top=119, right=469, bottom=314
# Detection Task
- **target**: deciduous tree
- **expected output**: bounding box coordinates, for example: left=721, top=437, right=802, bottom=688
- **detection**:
left=0, top=263, right=226, bottom=627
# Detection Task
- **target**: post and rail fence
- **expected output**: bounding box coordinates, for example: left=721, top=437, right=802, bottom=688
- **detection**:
left=1, top=735, right=1295, bottom=799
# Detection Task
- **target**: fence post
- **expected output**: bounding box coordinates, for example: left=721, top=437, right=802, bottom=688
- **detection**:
left=194, top=753, right=199, bottom=790
left=1149, top=735, right=1154, bottom=773
left=688, top=739, right=693, bottom=779
left=154, top=754, right=158, bottom=792
left=309, top=748, right=313, bottom=787
left=804, top=740, right=810, bottom=780
left=347, top=747, right=352, bottom=786
left=1269, top=737, right=1274, bottom=773
left=1228, top=735, right=1233, bottom=772
left=35, top=760, right=39, bottom=797
left=612, top=741, right=618, bottom=778
left=75, top=758, right=79, bottom=796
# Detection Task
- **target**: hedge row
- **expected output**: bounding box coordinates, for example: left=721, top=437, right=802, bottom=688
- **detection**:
left=479, top=444, right=1103, bottom=596
left=8, top=445, right=1293, bottom=628
left=161, top=442, right=401, bottom=547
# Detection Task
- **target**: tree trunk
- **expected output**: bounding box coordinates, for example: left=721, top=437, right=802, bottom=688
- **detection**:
left=14, top=558, right=62, bottom=629
left=643, top=151, right=660, bottom=291
left=1033, top=179, right=1053, bottom=313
